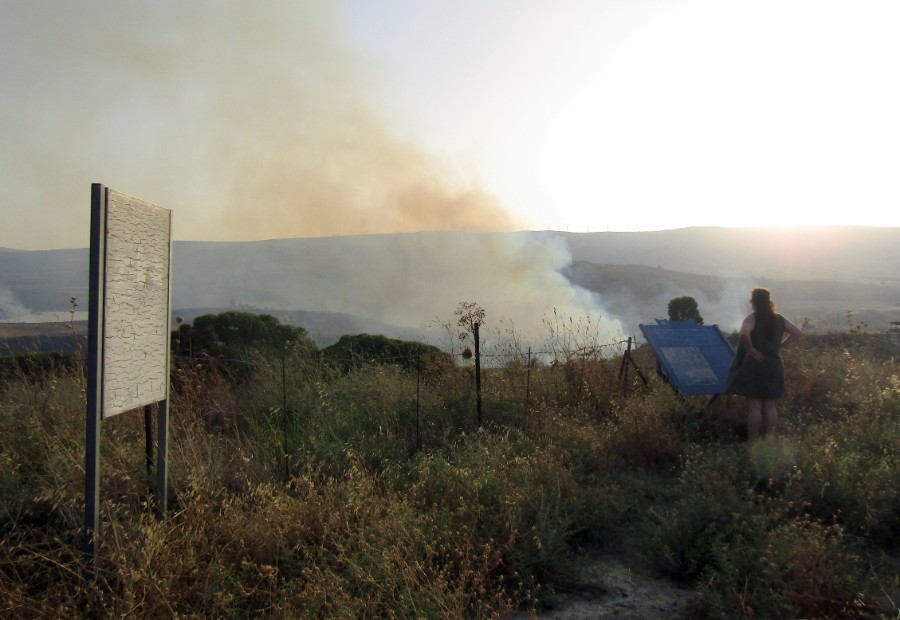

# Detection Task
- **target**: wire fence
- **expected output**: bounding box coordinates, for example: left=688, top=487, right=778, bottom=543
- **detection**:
left=0, top=332, right=653, bottom=525
left=0, top=335, right=644, bottom=438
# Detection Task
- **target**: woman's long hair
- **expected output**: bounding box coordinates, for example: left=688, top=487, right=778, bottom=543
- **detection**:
left=752, top=287, right=777, bottom=340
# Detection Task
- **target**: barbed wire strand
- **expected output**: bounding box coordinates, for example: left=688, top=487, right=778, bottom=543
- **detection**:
left=0, top=338, right=638, bottom=433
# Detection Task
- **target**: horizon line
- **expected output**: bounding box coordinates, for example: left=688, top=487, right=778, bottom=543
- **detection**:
left=3, top=223, right=899, bottom=252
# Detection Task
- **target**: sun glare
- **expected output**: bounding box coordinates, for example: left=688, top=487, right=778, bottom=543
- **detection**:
left=486, top=1, right=900, bottom=233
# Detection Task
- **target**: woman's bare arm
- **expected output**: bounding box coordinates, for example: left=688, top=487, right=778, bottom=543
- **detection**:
left=781, top=317, right=805, bottom=349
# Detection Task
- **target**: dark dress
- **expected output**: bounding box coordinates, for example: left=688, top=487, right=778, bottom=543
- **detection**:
left=726, top=313, right=786, bottom=398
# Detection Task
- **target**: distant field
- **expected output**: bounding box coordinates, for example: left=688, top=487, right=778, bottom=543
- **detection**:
left=0, top=321, right=87, bottom=355
left=0, top=321, right=84, bottom=339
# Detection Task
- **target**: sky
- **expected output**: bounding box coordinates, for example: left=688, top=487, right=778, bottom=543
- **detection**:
left=2, top=0, right=899, bottom=250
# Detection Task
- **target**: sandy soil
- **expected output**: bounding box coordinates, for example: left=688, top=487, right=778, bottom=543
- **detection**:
left=512, top=554, right=697, bottom=620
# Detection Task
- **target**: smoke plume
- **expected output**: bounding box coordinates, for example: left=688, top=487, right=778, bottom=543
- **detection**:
left=3, top=2, right=626, bottom=346
left=172, top=232, right=624, bottom=349
left=0, top=1, right=516, bottom=249
left=0, top=288, right=40, bottom=323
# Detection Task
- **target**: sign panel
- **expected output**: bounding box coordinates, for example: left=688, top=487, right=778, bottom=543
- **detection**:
left=639, top=320, right=735, bottom=396
left=102, top=190, right=172, bottom=417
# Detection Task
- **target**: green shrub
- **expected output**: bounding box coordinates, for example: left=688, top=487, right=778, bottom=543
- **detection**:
left=641, top=446, right=755, bottom=580
left=399, top=427, right=582, bottom=596
left=696, top=517, right=872, bottom=619
left=321, top=333, right=453, bottom=376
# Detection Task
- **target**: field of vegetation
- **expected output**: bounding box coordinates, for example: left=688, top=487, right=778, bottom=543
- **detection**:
left=1, top=309, right=898, bottom=618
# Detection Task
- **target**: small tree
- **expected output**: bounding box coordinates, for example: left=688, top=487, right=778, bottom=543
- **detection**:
left=455, top=301, right=486, bottom=346
left=667, top=296, right=704, bottom=324
left=454, top=301, right=485, bottom=426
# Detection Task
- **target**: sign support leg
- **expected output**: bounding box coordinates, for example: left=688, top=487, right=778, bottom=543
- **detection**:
left=156, top=399, right=169, bottom=519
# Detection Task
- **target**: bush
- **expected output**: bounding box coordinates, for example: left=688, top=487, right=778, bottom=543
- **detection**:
left=321, top=333, right=453, bottom=377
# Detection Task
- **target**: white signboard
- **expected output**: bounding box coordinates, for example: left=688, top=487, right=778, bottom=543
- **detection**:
left=102, top=190, right=172, bottom=417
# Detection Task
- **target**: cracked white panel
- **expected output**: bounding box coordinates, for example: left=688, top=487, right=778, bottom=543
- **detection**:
left=103, top=190, right=171, bottom=417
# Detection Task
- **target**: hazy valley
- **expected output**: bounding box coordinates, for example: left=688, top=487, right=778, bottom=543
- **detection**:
left=2, top=226, right=899, bottom=350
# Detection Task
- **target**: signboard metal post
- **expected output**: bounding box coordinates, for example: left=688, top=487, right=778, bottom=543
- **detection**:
left=84, top=184, right=106, bottom=577
left=156, top=400, right=169, bottom=518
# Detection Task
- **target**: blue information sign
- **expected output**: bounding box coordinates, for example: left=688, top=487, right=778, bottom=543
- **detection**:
left=639, top=320, right=735, bottom=396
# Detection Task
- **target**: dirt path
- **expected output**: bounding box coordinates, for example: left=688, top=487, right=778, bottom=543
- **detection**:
left=512, top=554, right=698, bottom=619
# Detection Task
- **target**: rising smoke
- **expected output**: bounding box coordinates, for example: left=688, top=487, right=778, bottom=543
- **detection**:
left=0, top=1, right=515, bottom=248
left=172, top=232, right=624, bottom=349
left=0, top=288, right=40, bottom=323
left=311, top=232, right=625, bottom=346
left=3, top=2, right=626, bottom=342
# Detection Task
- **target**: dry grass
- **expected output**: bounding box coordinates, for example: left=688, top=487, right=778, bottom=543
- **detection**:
left=1, top=331, right=898, bottom=618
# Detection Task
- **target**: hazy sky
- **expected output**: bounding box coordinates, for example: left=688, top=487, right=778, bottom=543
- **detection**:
left=2, top=0, right=899, bottom=250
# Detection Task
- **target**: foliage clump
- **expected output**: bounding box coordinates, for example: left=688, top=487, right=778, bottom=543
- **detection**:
left=667, top=295, right=704, bottom=324
left=173, top=311, right=316, bottom=358
left=322, top=333, right=453, bottom=376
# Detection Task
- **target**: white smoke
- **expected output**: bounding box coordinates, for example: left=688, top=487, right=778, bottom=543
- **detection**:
left=0, top=288, right=39, bottom=323
left=304, top=232, right=624, bottom=346
left=173, top=232, right=624, bottom=350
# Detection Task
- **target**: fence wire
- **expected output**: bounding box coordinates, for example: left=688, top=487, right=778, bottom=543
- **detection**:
left=0, top=336, right=641, bottom=436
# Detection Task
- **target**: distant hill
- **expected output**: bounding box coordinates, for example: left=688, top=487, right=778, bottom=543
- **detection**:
left=556, top=226, right=900, bottom=280
left=2, top=228, right=899, bottom=348
left=0, top=248, right=87, bottom=316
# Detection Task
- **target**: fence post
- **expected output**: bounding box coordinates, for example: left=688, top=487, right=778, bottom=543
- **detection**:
left=474, top=322, right=482, bottom=427
left=524, top=347, right=532, bottom=416
left=618, top=337, right=631, bottom=392
left=282, top=343, right=290, bottom=481
left=415, top=352, right=421, bottom=450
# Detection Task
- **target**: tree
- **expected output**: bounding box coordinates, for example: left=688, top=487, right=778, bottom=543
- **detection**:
left=172, top=311, right=316, bottom=379
left=667, top=296, right=704, bottom=324
left=454, top=301, right=485, bottom=425
left=454, top=301, right=485, bottom=346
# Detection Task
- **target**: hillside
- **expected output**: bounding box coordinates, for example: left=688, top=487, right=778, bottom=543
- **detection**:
left=2, top=228, right=899, bottom=342
left=557, top=226, right=900, bottom=280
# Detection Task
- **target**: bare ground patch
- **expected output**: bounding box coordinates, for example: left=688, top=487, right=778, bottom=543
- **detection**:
left=513, top=553, right=698, bottom=620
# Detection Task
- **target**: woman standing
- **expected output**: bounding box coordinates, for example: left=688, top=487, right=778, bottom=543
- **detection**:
left=726, top=287, right=804, bottom=441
